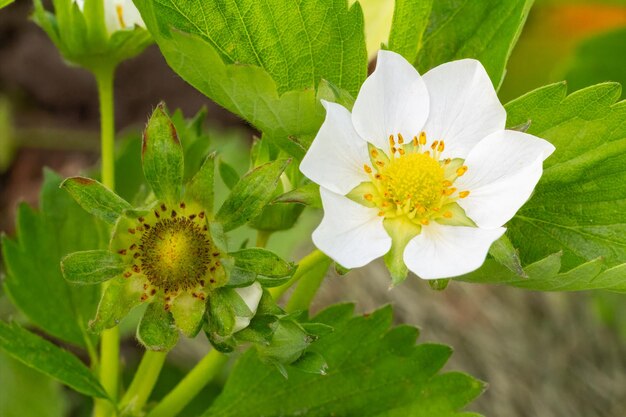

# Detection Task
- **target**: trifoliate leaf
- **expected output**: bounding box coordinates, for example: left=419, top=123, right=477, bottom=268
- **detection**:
left=0, top=321, right=109, bottom=399
left=417, top=0, right=534, bottom=88
left=133, top=0, right=367, bottom=158
left=204, top=304, right=483, bottom=417
left=216, top=159, right=291, bottom=232
left=61, top=176, right=132, bottom=224
left=2, top=170, right=106, bottom=347
left=142, top=103, right=184, bottom=205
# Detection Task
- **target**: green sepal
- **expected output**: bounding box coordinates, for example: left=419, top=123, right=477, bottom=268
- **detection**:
left=208, top=222, right=229, bottom=253
left=169, top=292, right=206, bottom=338
left=250, top=202, right=305, bottom=232
left=290, top=351, right=328, bottom=375
left=436, top=203, right=476, bottom=227
left=61, top=250, right=125, bottom=285
left=346, top=181, right=378, bottom=208
left=61, top=176, right=132, bottom=224
left=428, top=279, right=450, bottom=291
left=185, top=152, right=215, bottom=214
left=489, top=234, right=527, bottom=278
left=316, top=79, right=356, bottom=111
left=82, top=0, right=108, bottom=49
left=383, top=217, right=421, bottom=285
left=222, top=260, right=257, bottom=288
left=218, top=158, right=240, bottom=190
left=216, top=159, right=291, bottom=232
left=299, top=322, right=334, bottom=338
left=89, top=276, right=144, bottom=332
left=137, top=302, right=179, bottom=352
left=255, top=319, right=316, bottom=366
left=234, top=315, right=278, bottom=345
left=272, top=183, right=321, bottom=208
left=230, top=248, right=296, bottom=288
left=142, top=103, right=184, bottom=205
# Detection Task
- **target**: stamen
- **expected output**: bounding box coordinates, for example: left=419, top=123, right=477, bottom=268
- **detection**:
left=397, top=133, right=404, bottom=144
left=378, top=211, right=385, bottom=216
left=419, top=132, right=427, bottom=145
left=443, top=187, right=457, bottom=196
left=364, top=194, right=373, bottom=201
left=398, top=148, right=405, bottom=156
left=389, top=135, right=395, bottom=147
left=364, top=164, right=372, bottom=174
left=371, top=149, right=379, bottom=158
left=442, top=180, right=452, bottom=187
left=437, top=141, right=445, bottom=152
left=456, top=166, right=468, bottom=176
left=430, top=140, right=439, bottom=150
left=459, top=190, right=470, bottom=198
left=420, top=219, right=429, bottom=225
left=116, top=4, right=126, bottom=28
left=443, top=211, right=453, bottom=218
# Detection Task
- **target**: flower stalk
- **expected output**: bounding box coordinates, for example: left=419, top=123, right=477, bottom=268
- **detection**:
left=119, top=350, right=167, bottom=415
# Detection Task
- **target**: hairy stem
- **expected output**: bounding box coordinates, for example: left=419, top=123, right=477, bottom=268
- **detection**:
left=119, top=351, right=167, bottom=415
left=285, top=251, right=331, bottom=312
left=146, top=349, right=228, bottom=417
left=270, top=249, right=330, bottom=303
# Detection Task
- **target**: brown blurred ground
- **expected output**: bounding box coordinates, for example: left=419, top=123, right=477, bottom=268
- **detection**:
left=2, top=1, right=626, bottom=417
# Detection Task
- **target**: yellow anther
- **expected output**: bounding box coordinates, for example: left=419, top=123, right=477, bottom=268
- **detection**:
left=364, top=164, right=372, bottom=174
left=371, top=149, right=379, bottom=158
left=412, top=136, right=418, bottom=146
left=420, top=218, right=430, bottom=225
left=443, top=211, right=453, bottom=218
left=374, top=173, right=382, bottom=180
left=382, top=201, right=390, bottom=207
left=419, top=132, right=427, bottom=145
left=364, top=194, right=373, bottom=201
left=430, top=140, right=439, bottom=150
left=398, top=148, right=406, bottom=155
left=442, top=180, right=453, bottom=187
left=444, top=158, right=451, bottom=165
left=437, top=141, right=445, bottom=152
left=397, top=133, right=404, bottom=144
left=391, top=147, right=397, bottom=154
left=375, top=160, right=385, bottom=167
left=116, top=4, right=126, bottom=28
left=378, top=211, right=385, bottom=217
left=459, top=190, right=470, bottom=198
left=443, top=187, right=457, bottom=196
left=456, top=166, right=468, bottom=176
left=389, top=135, right=395, bottom=147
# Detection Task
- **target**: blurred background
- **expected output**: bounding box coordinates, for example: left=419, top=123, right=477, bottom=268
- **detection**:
left=1, top=0, right=626, bottom=416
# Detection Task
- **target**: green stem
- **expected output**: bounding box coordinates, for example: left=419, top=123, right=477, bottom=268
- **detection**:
left=285, top=251, right=331, bottom=313
left=270, top=250, right=329, bottom=306
left=93, top=65, right=119, bottom=417
left=119, top=351, right=167, bottom=415
left=256, top=230, right=271, bottom=248
left=146, top=350, right=228, bottom=417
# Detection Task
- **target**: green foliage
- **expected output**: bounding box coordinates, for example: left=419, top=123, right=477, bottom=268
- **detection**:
left=142, top=104, right=184, bottom=205
left=0, top=0, right=14, bottom=9
left=216, top=159, right=291, bottom=232
left=416, top=0, right=534, bottom=88
left=565, top=27, right=626, bottom=99
left=230, top=248, right=296, bottom=287
left=2, top=170, right=107, bottom=347
left=0, top=351, right=66, bottom=417
left=137, top=302, right=179, bottom=352
left=0, top=321, right=109, bottom=399
left=61, top=177, right=132, bottom=225
left=186, top=153, right=216, bottom=214
left=272, top=183, right=322, bottom=208
left=387, top=0, right=432, bottom=63
left=133, top=0, right=367, bottom=158
left=218, top=159, right=240, bottom=190
left=204, top=304, right=483, bottom=417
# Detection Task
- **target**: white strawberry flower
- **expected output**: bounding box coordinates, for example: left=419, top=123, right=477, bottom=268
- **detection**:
left=300, top=50, right=555, bottom=281
left=75, top=0, right=144, bottom=34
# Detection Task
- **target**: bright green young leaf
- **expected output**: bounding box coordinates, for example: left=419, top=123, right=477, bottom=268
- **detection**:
left=564, top=27, right=626, bottom=99
left=505, top=82, right=626, bottom=271
left=416, top=0, right=533, bottom=88
left=142, top=103, right=184, bottom=204
left=0, top=321, right=109, bottom=399
left=0, top=351, right=67, bottom=417
left=1, top=170, right=107, bottom=347
left=61, top=176, right=132, bottom=224
left=61, top=250, right=125, bottom=284
left=133, top=0, right=367, bottom=158
left=204, top=304, right=483, bottom=417
left=387, top=0, right=433, bottom=63
left=216, top=159, right=291, bottom=232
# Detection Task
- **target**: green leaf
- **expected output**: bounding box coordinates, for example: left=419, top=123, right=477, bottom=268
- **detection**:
left=416, top=0, right=534, bottom=88
left=0, top=321, right=109, bottom=399
left=2, top=170, right=106, bottom=347
left=505, top=82, right=626, bottom=272
left=218, top=159, right=240, bottom=190
left=387, top=0, right=433, bottom=63
left=0, top=0, right=14, bottom=9
left=564, top=27, right=626, bottom=99
left=488, top=235, right=527, bottom=278
left=216, top=159, right=291, bottom=232
left=61, top=250, right=125, bottom=284
left=137, top=302, right=179, bottom=352
left=133, top=0, right=367, bottom=158
left=230, top=248, right=296, bottom=287
left=0, top=351, right=66, bottom=417
left=272, top=183, right=322, bottom=208
left=61, top=176, right=132, bottom=224
left=290, top=351, right=328, bottom=375
left=204, top=305, right=483, bottom=417
left=142, top=103, right=184, bottom=204
left=185, top=153, right=216, bottom=213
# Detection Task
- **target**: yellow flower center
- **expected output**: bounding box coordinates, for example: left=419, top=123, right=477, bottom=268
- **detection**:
left=381, top=152, right=444, bottom=211
left=359, top=133, right=472, bottom=226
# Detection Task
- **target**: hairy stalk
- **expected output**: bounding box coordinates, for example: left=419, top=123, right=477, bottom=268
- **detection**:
left=119, top=351, right=167, bottom=415
left=270, top=249, right=329, bottom=302
left=285, top=251, right=331, bottom=312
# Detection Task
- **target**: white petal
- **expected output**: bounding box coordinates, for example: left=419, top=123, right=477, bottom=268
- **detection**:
left=456, top=130, right=555, bottom=229
left=104, top=0, right=145, bottom=34
left=313, top=188, right=391, bottom=268
left=300, top=101, right=370, bottom=195
left=404, top=224, right=505, bottom=279
left=233, top=282, right=263, bottom=333
left=352, top=50, right=429, bottom=151
left=422, top=59, right=506, bottom=159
